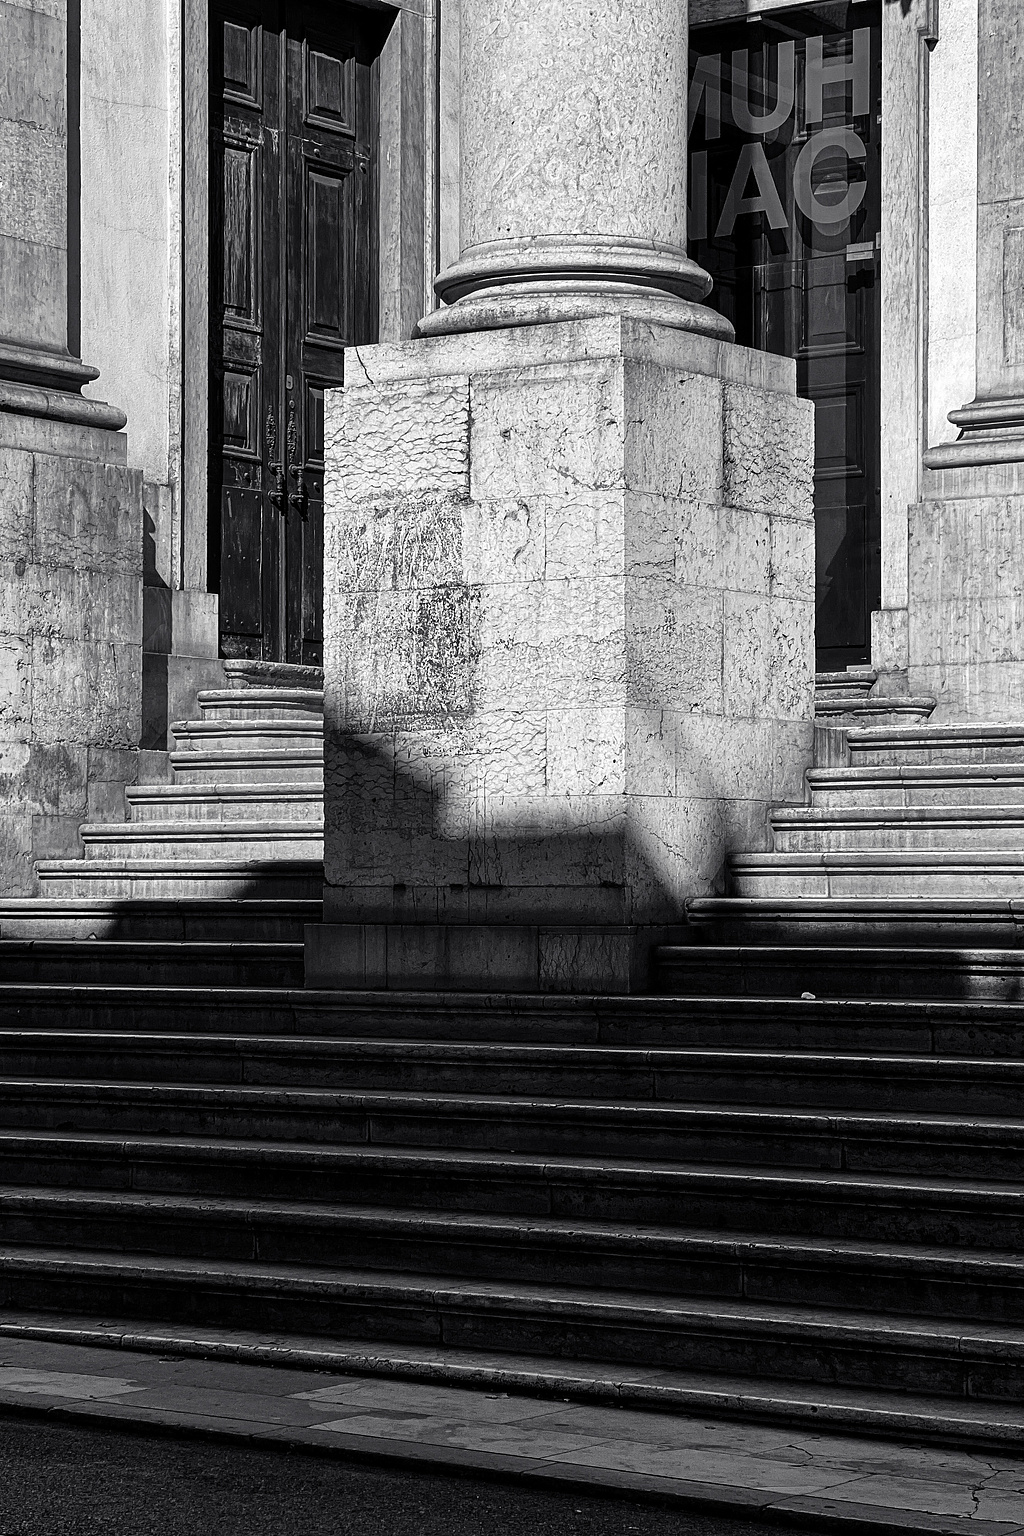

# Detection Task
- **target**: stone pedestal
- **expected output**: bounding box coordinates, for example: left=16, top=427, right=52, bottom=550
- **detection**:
left=306, top=318, right=814, bottom=992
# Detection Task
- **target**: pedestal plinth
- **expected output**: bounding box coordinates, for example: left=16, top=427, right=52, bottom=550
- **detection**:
left=306, top=318, right=815, bottom=992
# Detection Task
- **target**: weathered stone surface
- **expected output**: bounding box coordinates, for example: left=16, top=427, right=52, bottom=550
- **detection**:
left=723, top=385, right=815, bottom=520
left=0, top=439, right=143, bottom=893
left=326, top=378, right=469, bottom=505
left=318, top=319, right=815, bottom=989
left=908, top=494, right=1024, bottom=718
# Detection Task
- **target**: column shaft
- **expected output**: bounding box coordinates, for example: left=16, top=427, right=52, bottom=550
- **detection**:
left=418, top=0, right=731, bottom=338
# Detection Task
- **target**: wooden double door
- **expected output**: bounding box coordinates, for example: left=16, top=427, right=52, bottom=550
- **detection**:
left=209, top=0, right=385, bottom=665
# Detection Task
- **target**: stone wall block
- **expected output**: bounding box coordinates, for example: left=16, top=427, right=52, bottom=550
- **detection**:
left=769, top=513, right=815, bottom=600
left=468, top=791, right=627, bottom=891
left=462, top=496, right=547, bottom=585
left=546, top=706, right=626, bottom=797
left=32, top=456, right=142, bottom=574
left=718, top=504, right=771, bottom=596
left=328, top=377, right=470, bottom=504
left=470, top=364, right=625, bottom=502
left=623, top=364, right=723, bottom=501
left=0, top=637, right=33, bottom=733
left=769, top=597, right=817, bottom=721
left=624, top=707, right=676, bottom=799
left=340, top=581, right=480, bottom=731
left=325, top=493, right=465, bottom=595
left=723, top=592, right=770, bottom=720
left=0, top=449, right=34, bottom=560
left=31, top=636, right=141, bottom=748
left=624, top=492, right=686, bottom=581
left=625, top=578, right=723, bottom=711
left=723, top=385, right=815, bottom=518
left=542, top=492, right=625, bottom=581
left=675, top=714, right=775, bottom=804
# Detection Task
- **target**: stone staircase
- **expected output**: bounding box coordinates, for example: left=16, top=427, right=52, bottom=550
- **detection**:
left=0, top=675, right=1021, bottom=1449
left=0, top=659, right=324, bottom=985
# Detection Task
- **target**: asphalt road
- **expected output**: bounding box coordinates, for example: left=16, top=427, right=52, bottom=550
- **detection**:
left=0, top=1412, right=771, bottom=1536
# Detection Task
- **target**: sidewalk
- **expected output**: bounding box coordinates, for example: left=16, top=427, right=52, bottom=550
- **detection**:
left=0, top=1327, right=1020, bottom=1536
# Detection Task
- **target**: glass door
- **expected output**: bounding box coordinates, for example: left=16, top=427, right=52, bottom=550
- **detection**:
left=689, top=1, right=882, bottom=671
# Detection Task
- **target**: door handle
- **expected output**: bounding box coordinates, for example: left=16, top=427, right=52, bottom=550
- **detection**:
left=288, top=463, right=308, bottom=514
left=269, top=462, right=286, bottom=511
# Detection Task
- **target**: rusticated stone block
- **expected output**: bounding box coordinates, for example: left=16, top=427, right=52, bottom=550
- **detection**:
left=723, top=384, right=815, bottom=520
left=0, top=449, right=34, bottom=559
left=327, top=377, right=469, bottom=504
left=33, top=455, right=141, bottom=573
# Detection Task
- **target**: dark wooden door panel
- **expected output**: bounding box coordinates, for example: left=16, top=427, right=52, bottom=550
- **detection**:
left=210, top=0, right=383, bottom=664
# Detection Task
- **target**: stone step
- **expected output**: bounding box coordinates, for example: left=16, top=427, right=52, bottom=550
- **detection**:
left=806, top=762, right=1024, bottom=809
left=0, top=1314, right=1016, bottom=1448
left=686, top=895, right=1024, bottom=949
left=0, top=1244, right=1020, bottom=1405
left=0, top=1080, right=1019, bottom=1176
left=171, top=720, right=323, bottom=754
left=814, top=668, right=877, bottom=700
left=169, top=748, right=323, bottom=785
left=223, top=659, right=323, bottom=692
left=197, top=688, right=323, bottom=723
left=78, top=820, right=323, bottom=863
left=729, top=848, right=1024, bottom=897
left=5, top=982, right=1024, bottom=1054
left=814, top=697, right=936, bottom=728
left=1, top=1131, right=1020, bottom=1246
left=771, top=803, right=1024, bottom=853
left=125, top=783, right=323, bottom=823
left=0, top=899, right=319, bottom=942
left=35, top=858, right=324, bottom=900
left=656, top=944, right=1024, bottom=1006
left=848, top=722, right=1024, bottom=766
left=2, top=1029, right=1024, bottom=1115
left=0, top=944, right=305, bottom=988
left=0, top=1187, right=1021, bottom=1326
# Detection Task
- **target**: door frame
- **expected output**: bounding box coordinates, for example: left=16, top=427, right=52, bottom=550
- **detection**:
left=176, top=0, right=439, bottom=608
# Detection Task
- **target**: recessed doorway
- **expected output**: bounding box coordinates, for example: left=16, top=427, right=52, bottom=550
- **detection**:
left=208, top=0, right=388, bottom=665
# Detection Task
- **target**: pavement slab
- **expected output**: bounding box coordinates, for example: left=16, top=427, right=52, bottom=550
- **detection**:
left=0, top=1333, right=1019, bottom=1535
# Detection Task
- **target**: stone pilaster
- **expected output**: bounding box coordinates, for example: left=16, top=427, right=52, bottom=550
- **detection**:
left=308, top=0, right=815, bottom=992
left=911, top=0, right=1024, bottom=718
left=0, top=0, right=143, bottom=890
left=926, top=0, right=1024, bottom=470
left=0, top=0, right=122, bottom=427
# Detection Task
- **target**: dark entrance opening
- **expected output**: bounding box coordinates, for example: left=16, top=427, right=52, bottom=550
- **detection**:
left=209, top=0, right=387, bottom=665
left=689, top=1, right=882, bottom=671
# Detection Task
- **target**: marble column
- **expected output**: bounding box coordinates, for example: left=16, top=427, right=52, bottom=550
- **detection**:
left=417, top=0, right=732, bottom=340
left=309, top=0, right=815, bottom=992
left=926, top=0, right=1024, bottom=469
left=0, top=0, right=122, bottom=428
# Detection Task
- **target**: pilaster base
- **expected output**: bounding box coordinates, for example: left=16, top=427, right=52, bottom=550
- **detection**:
left=0, top=405, right=142, bottom=892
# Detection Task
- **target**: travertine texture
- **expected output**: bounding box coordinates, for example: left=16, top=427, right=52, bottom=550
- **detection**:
left=459, top=0, right=687, bottom=253
left=0, top=422, right=143, bottom=891
left=909, top=493, right=1024, bottom=719
left=318, top=319, right=814, bottom=991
